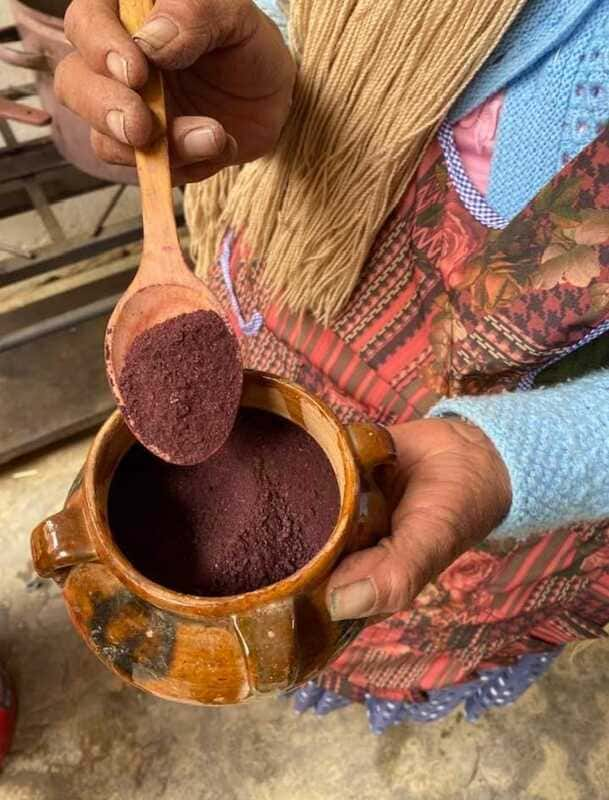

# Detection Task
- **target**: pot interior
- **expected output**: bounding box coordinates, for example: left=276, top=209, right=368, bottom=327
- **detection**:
left=86, top=371, right=359, bottom=614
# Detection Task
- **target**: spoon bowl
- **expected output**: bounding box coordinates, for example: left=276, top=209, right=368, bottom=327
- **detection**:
left=105, top=275, right=225, bottom=399
left=105, top=0, right=242, bottom=464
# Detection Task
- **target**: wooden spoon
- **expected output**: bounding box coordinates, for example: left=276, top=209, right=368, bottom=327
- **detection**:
left=105, top=0, right=240, bottom=462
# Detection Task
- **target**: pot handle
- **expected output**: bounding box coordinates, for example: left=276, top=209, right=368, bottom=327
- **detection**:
left=31, top=507, right=97, bottom=581
left=344, top=422, right=398, bottom=553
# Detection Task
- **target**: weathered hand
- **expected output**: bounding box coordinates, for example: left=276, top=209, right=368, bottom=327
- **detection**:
left=327, top=418, right=512, bottom=619
left=55, top=0, right=295, bottom=184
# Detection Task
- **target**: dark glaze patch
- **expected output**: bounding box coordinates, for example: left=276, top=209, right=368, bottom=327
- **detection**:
left=88, top=591, right=176, bottom=678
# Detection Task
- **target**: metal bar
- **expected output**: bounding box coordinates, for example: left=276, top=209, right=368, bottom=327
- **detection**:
left=25, top=180, right=67, bottom=243
left=0, top=408, right=113, bottom=467
left=92, top=185, right=126, bottom=236
left=0, top=213, right=185, bottom=286
left=0, top=120, right=66, bottom=244
left=0, top=137, right=63, bottom=181
left=0, top=25, right=18, bottom=44
left=0, top=97, right=50, bottom=126
left=0, top=167, right=108, bottom=218
left=0, top=293, right=121, bottom=353
left=0, top=115, right=17, bottom=146
left=0, top=115, right=13, bottom=148
left=0, top=83, right=38, bottom=100
left=0, top=239, right=35, bottom=258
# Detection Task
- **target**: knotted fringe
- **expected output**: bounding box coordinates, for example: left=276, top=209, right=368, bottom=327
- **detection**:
left=185, top=0, right=526, bottom=323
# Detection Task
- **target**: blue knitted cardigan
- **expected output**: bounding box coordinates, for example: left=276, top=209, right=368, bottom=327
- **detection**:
left=438, top=0, right=609, bottom=537
left=430, top=373, right=609, bottom=538
left=255, top=0, right=609, bottom=539
left=261, top=0, right=609, bottom=220
left=450, top=0, right=609, bottom=221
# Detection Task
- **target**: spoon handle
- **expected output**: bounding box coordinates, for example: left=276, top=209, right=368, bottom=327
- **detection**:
left=119, top=0, right=179, bottom=258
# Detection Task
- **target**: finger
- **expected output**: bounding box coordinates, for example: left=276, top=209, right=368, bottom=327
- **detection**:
left=171, top=159, right=234, bottom=186
left=90, top=130, right=135, bottom=166
left=327, top=501, right=465, bottom=621
left=56, top=53, right=154, bottom=147
left=326, top=540, right=418, bottom=621
left=159, top=127, right=238, bottom=183
left=91, top=115, right=237, bottom=165
left=132, top=0, right=259, bottom=70
left=171, top=115, right=232, bottom=163
left=327, top=418, right=511, bottom=620
left=91, top=123, right=238, bottom=185
left=63, top=0, right=149, bottom=88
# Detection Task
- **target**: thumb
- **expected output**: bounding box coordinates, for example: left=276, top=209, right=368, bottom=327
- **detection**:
left=326, top=533, right=435, bottom=621
left=325, top=418, right=512, bottom=620
left=326, top=471, right=476, bottom=620
left=132, top=0, right=260, bottom=70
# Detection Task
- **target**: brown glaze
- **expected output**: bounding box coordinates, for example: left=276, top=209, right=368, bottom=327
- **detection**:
left=31, top=505, right=95, bottom=582
left=31, top=371, right=396, bottom=705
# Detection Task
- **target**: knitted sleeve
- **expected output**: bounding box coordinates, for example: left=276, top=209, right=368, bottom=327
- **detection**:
left=428, top=370, right=609, bottom=539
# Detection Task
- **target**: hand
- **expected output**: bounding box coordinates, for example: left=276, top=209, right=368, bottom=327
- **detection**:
left=55, top=0, right=295, bottom=184
left=327, top=418, right=512, bottom=620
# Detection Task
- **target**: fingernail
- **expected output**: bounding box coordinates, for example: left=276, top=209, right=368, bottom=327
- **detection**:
left=329, top=579, right=377, bottom=621
left=106, top=51, right=130, bottom=85
left=134, top=17, right=179, bottom=50
left=182, top=126, right=220, bottom=160
left=106, top=109, right=130, bottom=144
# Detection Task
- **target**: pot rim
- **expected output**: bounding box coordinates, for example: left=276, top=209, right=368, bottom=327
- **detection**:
left=83, top=370, right=361, bottom=619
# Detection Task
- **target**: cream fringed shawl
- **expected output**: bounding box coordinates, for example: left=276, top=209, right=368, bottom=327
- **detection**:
left=184, top=0, right=526, bottom=323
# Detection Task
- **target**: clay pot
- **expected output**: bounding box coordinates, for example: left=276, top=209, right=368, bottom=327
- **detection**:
left=31, top=371, right=396, bottom=705
left=0, top=0, right=136, bottom=183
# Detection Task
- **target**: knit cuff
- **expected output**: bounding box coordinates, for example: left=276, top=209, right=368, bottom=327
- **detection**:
left=428, top=372, right=609, bottom=539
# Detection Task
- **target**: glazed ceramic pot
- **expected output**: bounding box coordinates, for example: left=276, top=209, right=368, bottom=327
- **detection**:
left=31, top=371, right=396, bottom=705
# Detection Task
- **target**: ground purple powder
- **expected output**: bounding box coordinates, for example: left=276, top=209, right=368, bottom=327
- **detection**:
left=108, top=408, right=340, bottom=596
left=118, top=310, right=242, bottom=465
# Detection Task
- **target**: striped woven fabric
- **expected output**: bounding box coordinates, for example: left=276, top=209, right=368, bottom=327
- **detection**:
left=205, top=125, right=609, bottom=703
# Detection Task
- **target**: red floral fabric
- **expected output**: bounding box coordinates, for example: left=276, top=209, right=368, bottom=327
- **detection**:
left=204, top=127, right=609, bottom=702
left=0, top=664, right=15, bottom=765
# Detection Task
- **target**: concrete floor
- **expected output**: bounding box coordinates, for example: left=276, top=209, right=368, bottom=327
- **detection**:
left=0, top=436, right=609, bottom=800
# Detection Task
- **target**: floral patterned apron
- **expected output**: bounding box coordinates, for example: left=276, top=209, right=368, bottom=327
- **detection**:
left=204, top=124, right=609, bottom=703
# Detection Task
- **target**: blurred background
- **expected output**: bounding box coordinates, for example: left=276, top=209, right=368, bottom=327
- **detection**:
left=0, top=0, right=187, bottom=466
left=1, top=2, right=609, bottom=799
